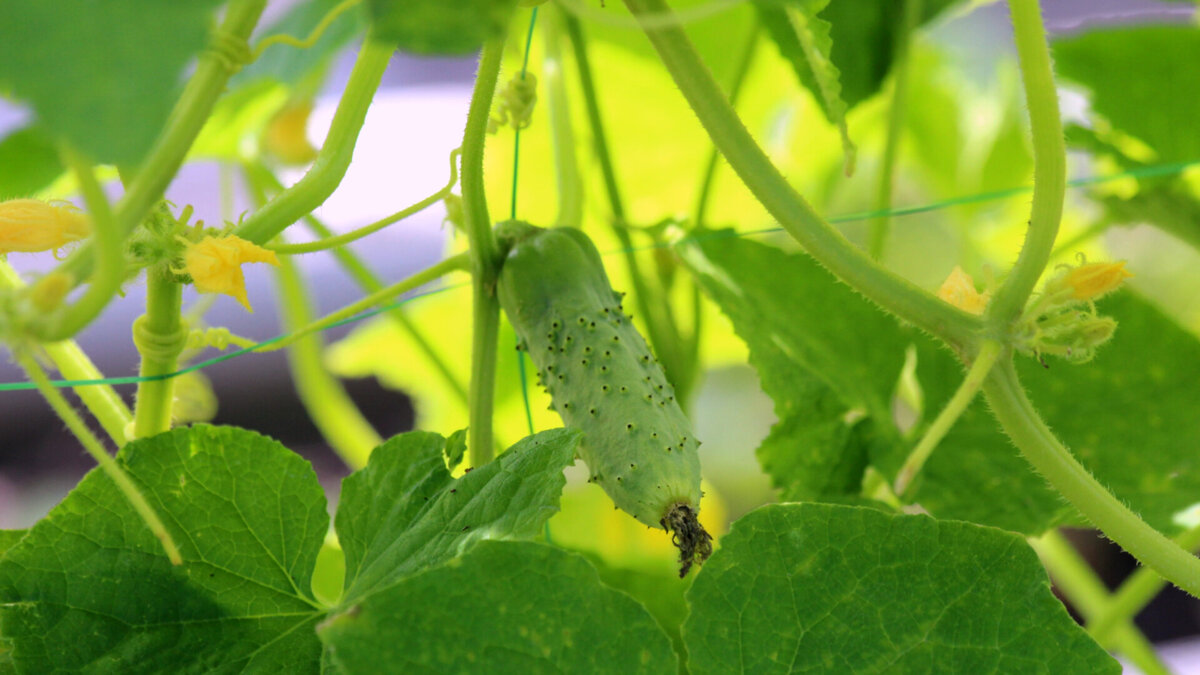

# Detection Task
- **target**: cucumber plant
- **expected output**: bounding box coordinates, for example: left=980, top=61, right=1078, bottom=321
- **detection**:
left=0, top=0, right=1198, bottom=672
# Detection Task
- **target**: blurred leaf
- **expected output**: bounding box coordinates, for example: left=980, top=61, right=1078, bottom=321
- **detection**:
left=1097, top=183, right=1200, bottom=254
left=1056, top=25, right=1200, bottom=163
left=234, top=0, right=367, bottom=89
left=336, top=428, right=581, bottom=602
left=0, top=425, right=328, bottom=673
left=757, top=0, right=958, bottom=112
left=367, top=0, right=519, bottom=54
left=684, top=504, right=1118, bottom=674
left=189, top=79, right=289, bottom=161
left=0, top=127, right=62, bottom=197
left=0, top=0, right=224, bottom=165
left=752, top=0, right=856, bottom=173
left=318, top=541, right=677, bottom=673
left=675, top=231, right=920, bottom=501
left=902, top=292, right=1200, bottom=535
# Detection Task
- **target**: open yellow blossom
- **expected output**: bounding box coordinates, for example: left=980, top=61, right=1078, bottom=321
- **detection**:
left=1053, top=261, right=1134, bottom=301
left=0, top=198, right=90, bottom=255
left=936, top=265, right=989, bottom=315
left=183, top=235, right=278, bottom=311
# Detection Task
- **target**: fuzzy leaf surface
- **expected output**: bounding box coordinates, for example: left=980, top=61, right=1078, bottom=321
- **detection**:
left=319, top=541, right=676, bottom=673
left=0, top=425, right=328, bottom=674
left=684, top=504, right=1118, bottom=674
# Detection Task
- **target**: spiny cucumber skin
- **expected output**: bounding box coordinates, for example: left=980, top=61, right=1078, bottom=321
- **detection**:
left=497, top=224, right=701, bottom=530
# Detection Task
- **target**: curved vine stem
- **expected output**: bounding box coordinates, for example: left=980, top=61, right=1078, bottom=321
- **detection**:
left=621, top=0, right=981, bottom=348
left=461, top=35, right=509, bottom=467
left=984, top=0, right=1066, bottom=326
left=235, top=36, right=394, bottom=246
left=893, top=339, right=1002, bottom=496
left=984, top=359, right=1200, bottom=599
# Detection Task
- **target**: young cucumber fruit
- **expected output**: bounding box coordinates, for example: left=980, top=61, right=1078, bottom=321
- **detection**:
left=496, top=222, right=711, bottom=575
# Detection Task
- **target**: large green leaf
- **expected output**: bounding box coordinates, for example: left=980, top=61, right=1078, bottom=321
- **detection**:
left=319, top=541, right=677, bottom=673
left=675, top=231, right=919, bottom=502
left=0, top=128, right=62, bottom=197
left=337, top=427, right=581, bottom=602
left=907, top=292, right=1200, bottom=535
left=0, top=425, right=582, bottom=672
left=1055, top=25, right=1200, bottom=164
left=0, top=0, right=225, bottom=165
left=684, top=504, right=1118, bottom=674
left=367, top=0, right=519, bottom=55
left=0, top=532, right=23, bottom=559
left=0, top=425, right=328, bottom=674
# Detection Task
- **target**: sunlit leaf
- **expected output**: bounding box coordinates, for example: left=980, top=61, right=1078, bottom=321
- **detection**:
left=684, top=503, right=1118, bottom=673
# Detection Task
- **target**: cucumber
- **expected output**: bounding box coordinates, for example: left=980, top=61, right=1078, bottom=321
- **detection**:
left=496, top=221, right=711, bottom=575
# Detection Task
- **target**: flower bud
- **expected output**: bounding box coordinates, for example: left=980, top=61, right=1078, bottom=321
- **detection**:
left=1046, top=261, right=1133, bottom=302
left=262, top=100, right=318, bottom=166
left=29, top=272, right=75, bottom=313
left=0, top=199, right=90, bottom=255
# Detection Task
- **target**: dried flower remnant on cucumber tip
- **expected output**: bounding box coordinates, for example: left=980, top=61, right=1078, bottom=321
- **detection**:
left=0, top=198, right=91, bottom=256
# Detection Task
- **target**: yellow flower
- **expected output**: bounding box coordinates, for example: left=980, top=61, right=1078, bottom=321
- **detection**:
left=1055, top=261, right=1134, bottom=301
left=937, top=265, right=989, bottom=315
left=0, top=198, right=90, bottom=255
left=183, top=235, right=278, bottom=311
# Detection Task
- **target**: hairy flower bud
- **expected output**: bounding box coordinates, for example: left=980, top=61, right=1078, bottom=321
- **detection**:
left=0, top=199, right=90, bottom=255
left=1047, top=261, right=1133, bottom=302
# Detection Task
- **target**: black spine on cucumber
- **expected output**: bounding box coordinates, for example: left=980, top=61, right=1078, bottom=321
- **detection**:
left=495, top=221, right=711, bottom=576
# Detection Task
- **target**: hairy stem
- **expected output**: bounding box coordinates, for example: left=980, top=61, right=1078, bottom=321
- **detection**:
left=244, top=162, right=469, bottom=407
left=622, top=0, right=980, bottom=347
left=274, top=246, right=382, bottom=469
left=984, top=359, right=1200, bottom=598
left=1089, top=522, right=1200, bottom=645
left=1032, top=530, right=1169, bottom=675
left=894, top=339, right=1001, bottom=496
left=131, top=270, right=185, bottom=439
left=235, top=36, right=393, bottom=245
left=985, top=0, right=1066, bottom=325
left=868, top=0, right=922, bottom=260
left=18, top=351, right=181, bottom=565
left=0, top=261, right=132, bottom=446
left=462, top=36, right=506, bottom=466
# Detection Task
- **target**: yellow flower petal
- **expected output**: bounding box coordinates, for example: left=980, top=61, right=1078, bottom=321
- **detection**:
left=262, top=101, right=318, bottom=166
left=1061, top=261, right=1133, bottom=301
left=937, top=265, right=989, bottom=315
left=183, top=235, right=279, bottom=311
left=0, top=199, right=90, bottom=254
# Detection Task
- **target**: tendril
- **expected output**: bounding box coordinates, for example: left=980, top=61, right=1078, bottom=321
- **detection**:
left=489, top=73, right=539, bottom=134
